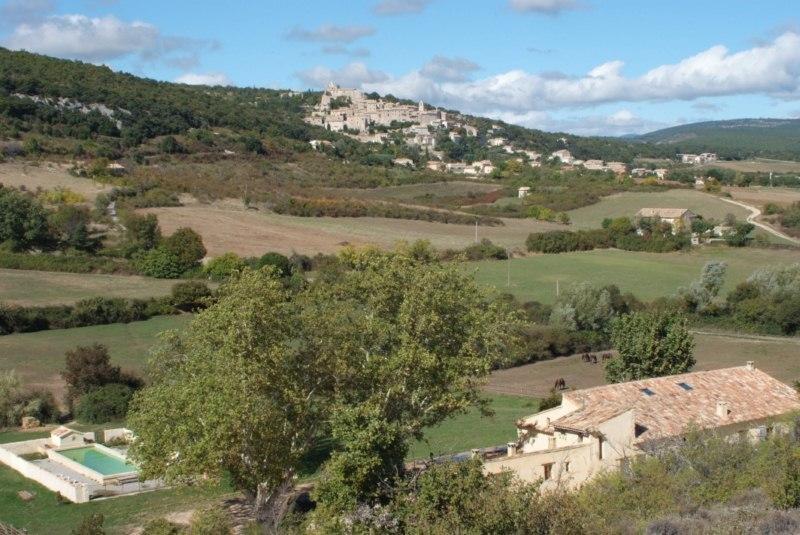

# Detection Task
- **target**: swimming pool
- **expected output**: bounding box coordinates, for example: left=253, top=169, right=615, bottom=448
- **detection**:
left=57, top=445, right=137, bottom=476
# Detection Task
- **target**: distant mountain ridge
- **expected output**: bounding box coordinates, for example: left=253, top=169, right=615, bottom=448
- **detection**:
left=633, top=118, right=800, bottom=160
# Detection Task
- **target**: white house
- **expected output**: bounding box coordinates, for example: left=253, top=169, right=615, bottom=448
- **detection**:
left=550, top=149, right=574, bottom=164
left=635, top=207, right=697, bottom=233
left=50, top=426, right=85, bottom=448
left=518, top=186, right=531, bottom=198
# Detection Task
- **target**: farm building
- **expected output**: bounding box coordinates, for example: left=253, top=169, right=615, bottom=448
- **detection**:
left=483, top=363, right=800, bottom=489
left=635, top=207, right=697, bottom=233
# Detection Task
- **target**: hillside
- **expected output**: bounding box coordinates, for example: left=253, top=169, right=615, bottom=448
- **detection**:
left=636, top=118, right=800, bottom=160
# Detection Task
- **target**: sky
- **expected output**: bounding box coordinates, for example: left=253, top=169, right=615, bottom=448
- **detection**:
left=2, top=0, right=800, bottom=136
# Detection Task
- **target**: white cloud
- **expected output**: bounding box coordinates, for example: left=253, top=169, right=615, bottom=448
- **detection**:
left=321, top=44, right=371, bottom=58
left=373, top=0, right=432, bottom=15
left=357, top=32, right=800, bottom=115
left=296, top=62, right=390, bottom=89
left=509, top=0, right=582, bottom=14
left=286, top=24, right=375, bottom=44
left=4, top=14, right=214, bottom=67
left=420, top=55, right=479, bottom=82
left=174, top=72, right=231, bottom=86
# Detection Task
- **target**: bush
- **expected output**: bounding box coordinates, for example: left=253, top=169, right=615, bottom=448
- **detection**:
left=203, top=252, right=246, bottom=281
left=72, top=513, right=105, bottom=535
left=462, top=239, right=508, bottom=261
left=135, top=247, right=184, bottom=278
left=75, top=383, right=134, bottom=423
left=171, top=281, right=212, bottom=311
left=188, top=508, right=232, bottom=535
left=141, top=518, right=181, bottom=535
left=250, top=252, right=293, bottom=277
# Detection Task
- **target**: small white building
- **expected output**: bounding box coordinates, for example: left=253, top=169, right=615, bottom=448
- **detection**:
left=392, top=157, right=414, bottom=167
left=50, top=426, right=85, bottom=448
left=550, top=149, right=574, bottom=164
left=518, top=186, right=531, bottom=198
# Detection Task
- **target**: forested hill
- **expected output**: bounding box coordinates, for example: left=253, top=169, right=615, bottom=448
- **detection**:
left=635, top=119, right=800, bottom=160
left=1, top=47, right=798, bottom=164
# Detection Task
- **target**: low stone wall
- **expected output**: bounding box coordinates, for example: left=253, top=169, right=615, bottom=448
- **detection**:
left=0, top=442, right=90, bottom=503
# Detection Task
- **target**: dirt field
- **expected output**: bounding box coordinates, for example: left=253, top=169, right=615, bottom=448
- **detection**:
left=725, top=186, right=800, bottom=207
left=0, top=161, right=111, bottom=200
left=485, top=331, right=800, bottom=397
left=709, top=159, right=800, bottom=174
left=142, top=200, right=560, bottom=256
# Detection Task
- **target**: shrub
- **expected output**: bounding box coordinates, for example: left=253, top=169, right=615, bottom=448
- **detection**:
left=251, top=251, right=293, bottom=277
left=203, top=252, right=246, bottom=281
left=75, top=383, right=134, bottom=423
left=462, top=239, right=508, bottom=261
left=188, top=508, right=232, bottom=535
left=141, top=518, right=181, bottom=535
left=135, top=247, right=184, bottom=278
left=171, top=281, right=212, bottom=311
left=71, top=513, right=105, bottom=535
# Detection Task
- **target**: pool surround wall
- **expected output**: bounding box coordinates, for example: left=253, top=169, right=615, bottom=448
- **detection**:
left=48, top=444, right=138, bottom=484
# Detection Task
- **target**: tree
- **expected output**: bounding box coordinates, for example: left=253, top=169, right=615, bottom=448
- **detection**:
left=159, top=136, right=184, bottom=154
left=725, top=222, right=755, bottom=247
left=171, top=281, right=212, bottom=311
left=678, top=261, right=727, bottom=312
left=549, top=282, right=615, bottom=333
left=122, top=212, right=161, bottom=252
left=62, top=344, right=122, bottom=406
left=252, top=251, right=293, bottom=277
left=0, top=186, right=51, bottom=250
left=49, top=204, right=97, bottom=252
left=605, top=311, right=695, bottom=383
left=127, top=253, right=521, bottom=528
left=75, top=383, right=134, bottom=423
left=163, top=227, right=206, bottom=271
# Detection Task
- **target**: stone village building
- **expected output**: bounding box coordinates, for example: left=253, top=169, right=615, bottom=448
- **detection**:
left=483, top=363, right=800, bottom=490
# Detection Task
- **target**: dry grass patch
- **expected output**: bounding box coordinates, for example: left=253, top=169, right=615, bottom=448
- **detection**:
left=0, top=161, right=111, bottom=201
left=142, top=200, right=559, bottom=256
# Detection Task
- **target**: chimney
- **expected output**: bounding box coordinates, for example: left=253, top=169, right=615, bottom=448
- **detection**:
left=507, top=442, right=518, bottom=457
left=746, top=361, right=755, bottom=371
left=716, top=400, right=730, bottom=418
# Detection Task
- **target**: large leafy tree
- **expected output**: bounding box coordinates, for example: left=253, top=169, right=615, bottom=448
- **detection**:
left=605, top=310, right=695, bottom=383
left=127, top=251, right=521, bottom=527
left=0, top=186, right=51, bottom=250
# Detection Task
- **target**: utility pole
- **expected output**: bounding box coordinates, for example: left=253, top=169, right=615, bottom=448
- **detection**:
left=770, top=172, right=773, bottom=187
left=556, top=279, right=560, bottom=297
left=474, top=220, right=478, bottom=243
left=506, top=250, right=511, bottom=287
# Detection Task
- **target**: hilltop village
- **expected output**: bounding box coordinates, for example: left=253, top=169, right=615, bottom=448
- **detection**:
left=306, top=83, right=638, bottom=177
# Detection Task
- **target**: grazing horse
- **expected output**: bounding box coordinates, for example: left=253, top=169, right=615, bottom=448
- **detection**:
left=591, top=354, right=598, bottom=364
left=554, top=378, right=566, bottom=390
left=602, top=353, right=612, bottom=362
left=581, top=353, right=591, bottom=363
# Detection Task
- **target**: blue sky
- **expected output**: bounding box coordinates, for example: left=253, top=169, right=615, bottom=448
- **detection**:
left=2, top=0, right=800, bottom=135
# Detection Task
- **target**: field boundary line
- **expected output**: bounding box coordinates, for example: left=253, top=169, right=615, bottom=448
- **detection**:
left=691, top=329, right=800, bottom=344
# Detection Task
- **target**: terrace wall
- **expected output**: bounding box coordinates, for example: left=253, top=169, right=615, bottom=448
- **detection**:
left=0, top=442, right=90, bottom=503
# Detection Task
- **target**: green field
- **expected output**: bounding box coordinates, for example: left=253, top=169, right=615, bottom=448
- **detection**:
left=566, top=189, right=751, bottom=229
left=471, top=246, right=800, bottom=304
left=0, top=315, right=192, bottom=396
left=0, top=268, right=179, bottom=306
left=408, top=394, right=538, bottom=460
left=0, top=463, right=235, bottom=534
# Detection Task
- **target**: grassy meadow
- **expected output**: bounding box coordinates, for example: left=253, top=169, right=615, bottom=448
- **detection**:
left=0, top=314, right=191, bottom=397
left=0, top=268, right=179, bottom=306
left=566, top=189, right=751, bottom=229
left=408, top=394, right=539, bottom=460
left=470, top=246, right=800, bottom=304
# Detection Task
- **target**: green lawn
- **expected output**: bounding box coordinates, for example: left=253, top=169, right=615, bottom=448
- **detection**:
left=0, top=268, right=179, bottom=306
left=407, top=394, right=538, bottom=460
left=0, top=315, right=192, bottom=397
left=471, top=246, right=800, bottom=304
left=0, top=464, right=235, bottom=534
left=566, top=189, right=751, bottom=229
left=0, top=429, right=50, bottom=444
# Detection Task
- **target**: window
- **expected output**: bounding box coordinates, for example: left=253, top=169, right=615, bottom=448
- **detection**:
left=543, top=463, right=553, bottom=480
left=564, top=461, right=571, bottom=473
left=641, top=387, right=655, bottom=396
left=677, top=382, right=693, bottom=391
left=598, top=437, right=604, bottom=460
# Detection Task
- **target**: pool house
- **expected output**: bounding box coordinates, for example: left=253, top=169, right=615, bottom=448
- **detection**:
left=0, top=426, right=162, bottom=502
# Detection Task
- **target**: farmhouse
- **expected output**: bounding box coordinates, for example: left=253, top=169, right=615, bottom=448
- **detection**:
left=484, top=363, right=800, bottom=489
left=635, top=207, right=696, bottom=233
left=550, top=149, right=574, bottom=164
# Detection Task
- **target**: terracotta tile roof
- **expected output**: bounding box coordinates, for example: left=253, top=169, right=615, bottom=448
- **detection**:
left=635, top=208, right=695, bottom=219
left=549, top=366, right=800, bottom=443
